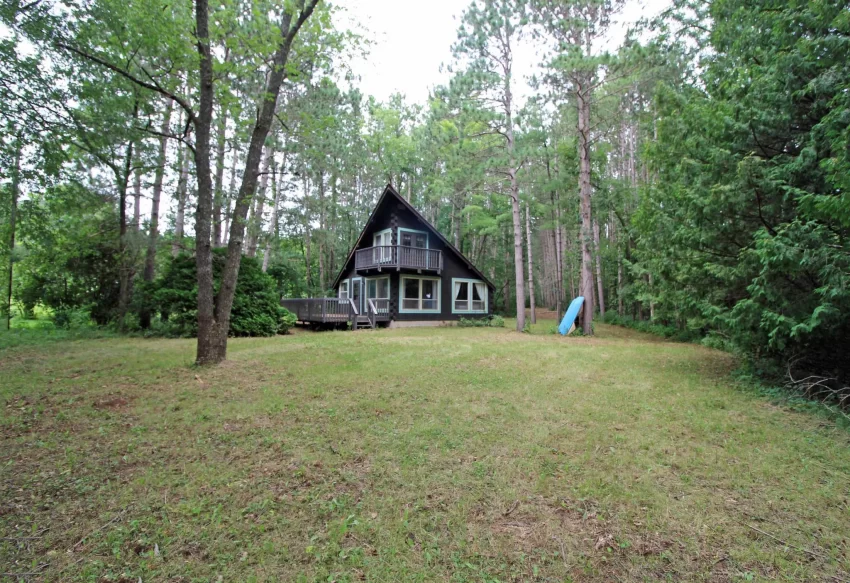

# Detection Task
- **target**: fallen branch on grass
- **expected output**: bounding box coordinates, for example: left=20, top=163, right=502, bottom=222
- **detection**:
left=743, top=522, right=827, bottom=560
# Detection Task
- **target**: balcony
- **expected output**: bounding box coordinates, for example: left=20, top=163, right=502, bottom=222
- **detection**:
left=355, top=245, right=443, bottom=274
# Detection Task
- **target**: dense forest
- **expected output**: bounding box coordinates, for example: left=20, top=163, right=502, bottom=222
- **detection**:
left=1, top=1, right=848, bottom=387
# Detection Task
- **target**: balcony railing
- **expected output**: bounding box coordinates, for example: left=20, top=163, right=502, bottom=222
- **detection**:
left=355, top=245, right=443, bottom=273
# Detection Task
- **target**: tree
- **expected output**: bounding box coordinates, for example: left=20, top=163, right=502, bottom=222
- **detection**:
left=453, top=0, right=529, bottom=331
left=533, top=0, right=624, bottom=333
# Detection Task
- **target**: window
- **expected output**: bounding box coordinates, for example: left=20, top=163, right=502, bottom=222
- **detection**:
left=338, top=280, right=349, bottom=299
left=452, top=278, right=487, bottom=313
left=373, top=229, right=392, bottom=263
left=366, top=277, right=390, bottom=300
left=366, top=277, right=390, bottom=314
left=399, top=229, right=427, bottom=248
left=400, top=276, right=440, bottom=313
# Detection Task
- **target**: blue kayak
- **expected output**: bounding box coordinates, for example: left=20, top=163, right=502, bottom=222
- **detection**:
left=558, top=296, right=585, bottom=336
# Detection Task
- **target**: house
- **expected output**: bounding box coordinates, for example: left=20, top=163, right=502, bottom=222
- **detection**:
left=282, top=184, right=495, bottom=329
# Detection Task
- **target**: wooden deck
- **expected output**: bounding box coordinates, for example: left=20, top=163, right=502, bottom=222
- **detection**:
left=281, top=298, right=390, bottom=329
left=355, top=245, right=442, bottom=273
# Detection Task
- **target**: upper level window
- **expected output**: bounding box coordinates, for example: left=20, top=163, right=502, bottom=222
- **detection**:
left=452, top=279, right=487, bottom=313
left=400, top=229, right=427, bottom=249
left=400, top=276, right=440, bottom=312
left=373, top=229, right=392, bottom=263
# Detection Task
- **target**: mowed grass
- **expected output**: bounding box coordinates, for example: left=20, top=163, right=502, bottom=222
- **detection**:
left=1, top=321, right=849, bottom=582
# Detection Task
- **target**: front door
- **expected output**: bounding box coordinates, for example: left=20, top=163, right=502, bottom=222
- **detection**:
left=350, top=277, right=362, bottom=314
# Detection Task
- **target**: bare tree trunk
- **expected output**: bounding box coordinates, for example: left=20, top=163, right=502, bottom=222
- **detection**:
left=649, top=272, right=655, bottom=320
left=525, top=202, right=536, bottom=325
left=212, top=105, right=228, bottom=246
left=316, top=170, right=326, bottom=292
left=223, top=140, right=238, bottom=244
left=140, top=99, right=173, bottom=329
left=545, top=145, right=564, bottom=314
left=328, top=169, right=337, bottom=275
left=553, top=197, right=563, bottom=313
left=577, top=82, right=594, bottom=334
left=5, top=134, right=21, bottom=330
left=593, top=216, right=605, bottom=318
left=172, top=134, right=190, bottom=258
left=132, top=158, right=142, bottom=231
left=193, top=0, right=219, bottom=363
left=246, top=144, right=273, bottom=257
left=262, top=152, right=285, bottom=272
left=117, top=103, right=139, bottom=331
left=302, top=174, right=313, bottom=289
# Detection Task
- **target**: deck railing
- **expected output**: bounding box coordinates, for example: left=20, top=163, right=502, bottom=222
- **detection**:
left=355, top=245, right=442, bottom=273
left=281, top=297, right=357, bottom=324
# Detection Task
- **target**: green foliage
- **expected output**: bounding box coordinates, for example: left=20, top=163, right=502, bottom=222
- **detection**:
left=634, top=0, right=850, bottom=384
left=152, top=249, right=289, bottom=337
left=457, top=314, right=504, bottom=328
left=13, top=184, right=122, bottom=325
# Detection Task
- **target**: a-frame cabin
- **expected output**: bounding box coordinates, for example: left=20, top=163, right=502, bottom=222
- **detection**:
left=282, top=184, right=495, bottom=329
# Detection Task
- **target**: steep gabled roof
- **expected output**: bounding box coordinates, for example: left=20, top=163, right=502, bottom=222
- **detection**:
left=332, top=184, right=495, bottom=289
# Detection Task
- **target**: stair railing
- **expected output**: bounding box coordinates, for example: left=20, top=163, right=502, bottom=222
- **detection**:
left=367, top=299, right=379, bottom=329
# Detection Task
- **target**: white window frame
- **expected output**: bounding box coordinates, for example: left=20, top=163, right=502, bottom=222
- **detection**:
left=338, top=279, right=349, bottom=300
left=373, top=228, right=393, bottom=263
left=399, top=276, right=441, bottom=314
left=451, top=278, right=487, bottom=314
left=365, top=276, right=390, bottom=300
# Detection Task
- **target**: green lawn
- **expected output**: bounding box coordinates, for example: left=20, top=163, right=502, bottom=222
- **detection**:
left=1, top=321, right=849, bottom=582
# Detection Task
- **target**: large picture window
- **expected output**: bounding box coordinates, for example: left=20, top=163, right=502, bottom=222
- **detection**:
left=452, top=278, right=487, bottom=313
left=400, top=276, right=440, bottom=313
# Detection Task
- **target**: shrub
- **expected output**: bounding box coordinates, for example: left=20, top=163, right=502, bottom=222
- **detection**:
left=278, top=307, right=296, bottom=335
left=151, top=250, right=288, bottom=337
left=52, top=307, right=95, bottom=330
left=458, top=315, right=504, bottom=328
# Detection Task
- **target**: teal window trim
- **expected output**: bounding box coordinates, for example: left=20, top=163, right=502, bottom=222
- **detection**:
left=338, top=278, right=350, bottom=299
left=398, top=227, right=429, bottom=249
left=451, top=278, right=488, bottom=314
left=364, top=275, right=390, bottom=300
left=399, top=275, right=441, bottom=313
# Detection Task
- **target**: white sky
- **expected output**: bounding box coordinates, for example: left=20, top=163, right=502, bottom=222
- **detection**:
left=337, top=0, right=671, bottom=107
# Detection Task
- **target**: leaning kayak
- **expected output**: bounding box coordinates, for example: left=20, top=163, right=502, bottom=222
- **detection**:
left=558, top=296, right=585, bottom=336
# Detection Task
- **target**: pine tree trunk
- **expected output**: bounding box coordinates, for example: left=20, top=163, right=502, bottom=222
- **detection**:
left=5, top=135, right=21, bottom=330
left=223, top=140, right=238, bottom=245
left=172, top=136, right=190, bottom=258
left=593, top=216, right=605, bottom=318
left=577, top=83, right=595, bottom=334
left=262, top=152, right=285, bottom=272
left=132, top=158, right=142, bottom=231
left=117, top=103, right=139, bottom=331
left=246, top=145, right=273, bottom=257
left=525, top=202, right=536, bottom=325
left=212, top=106, right=228, bottom=247
left=317, top=170, right=326, bottom=293
left=140, top=99, right=173, bottom=329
